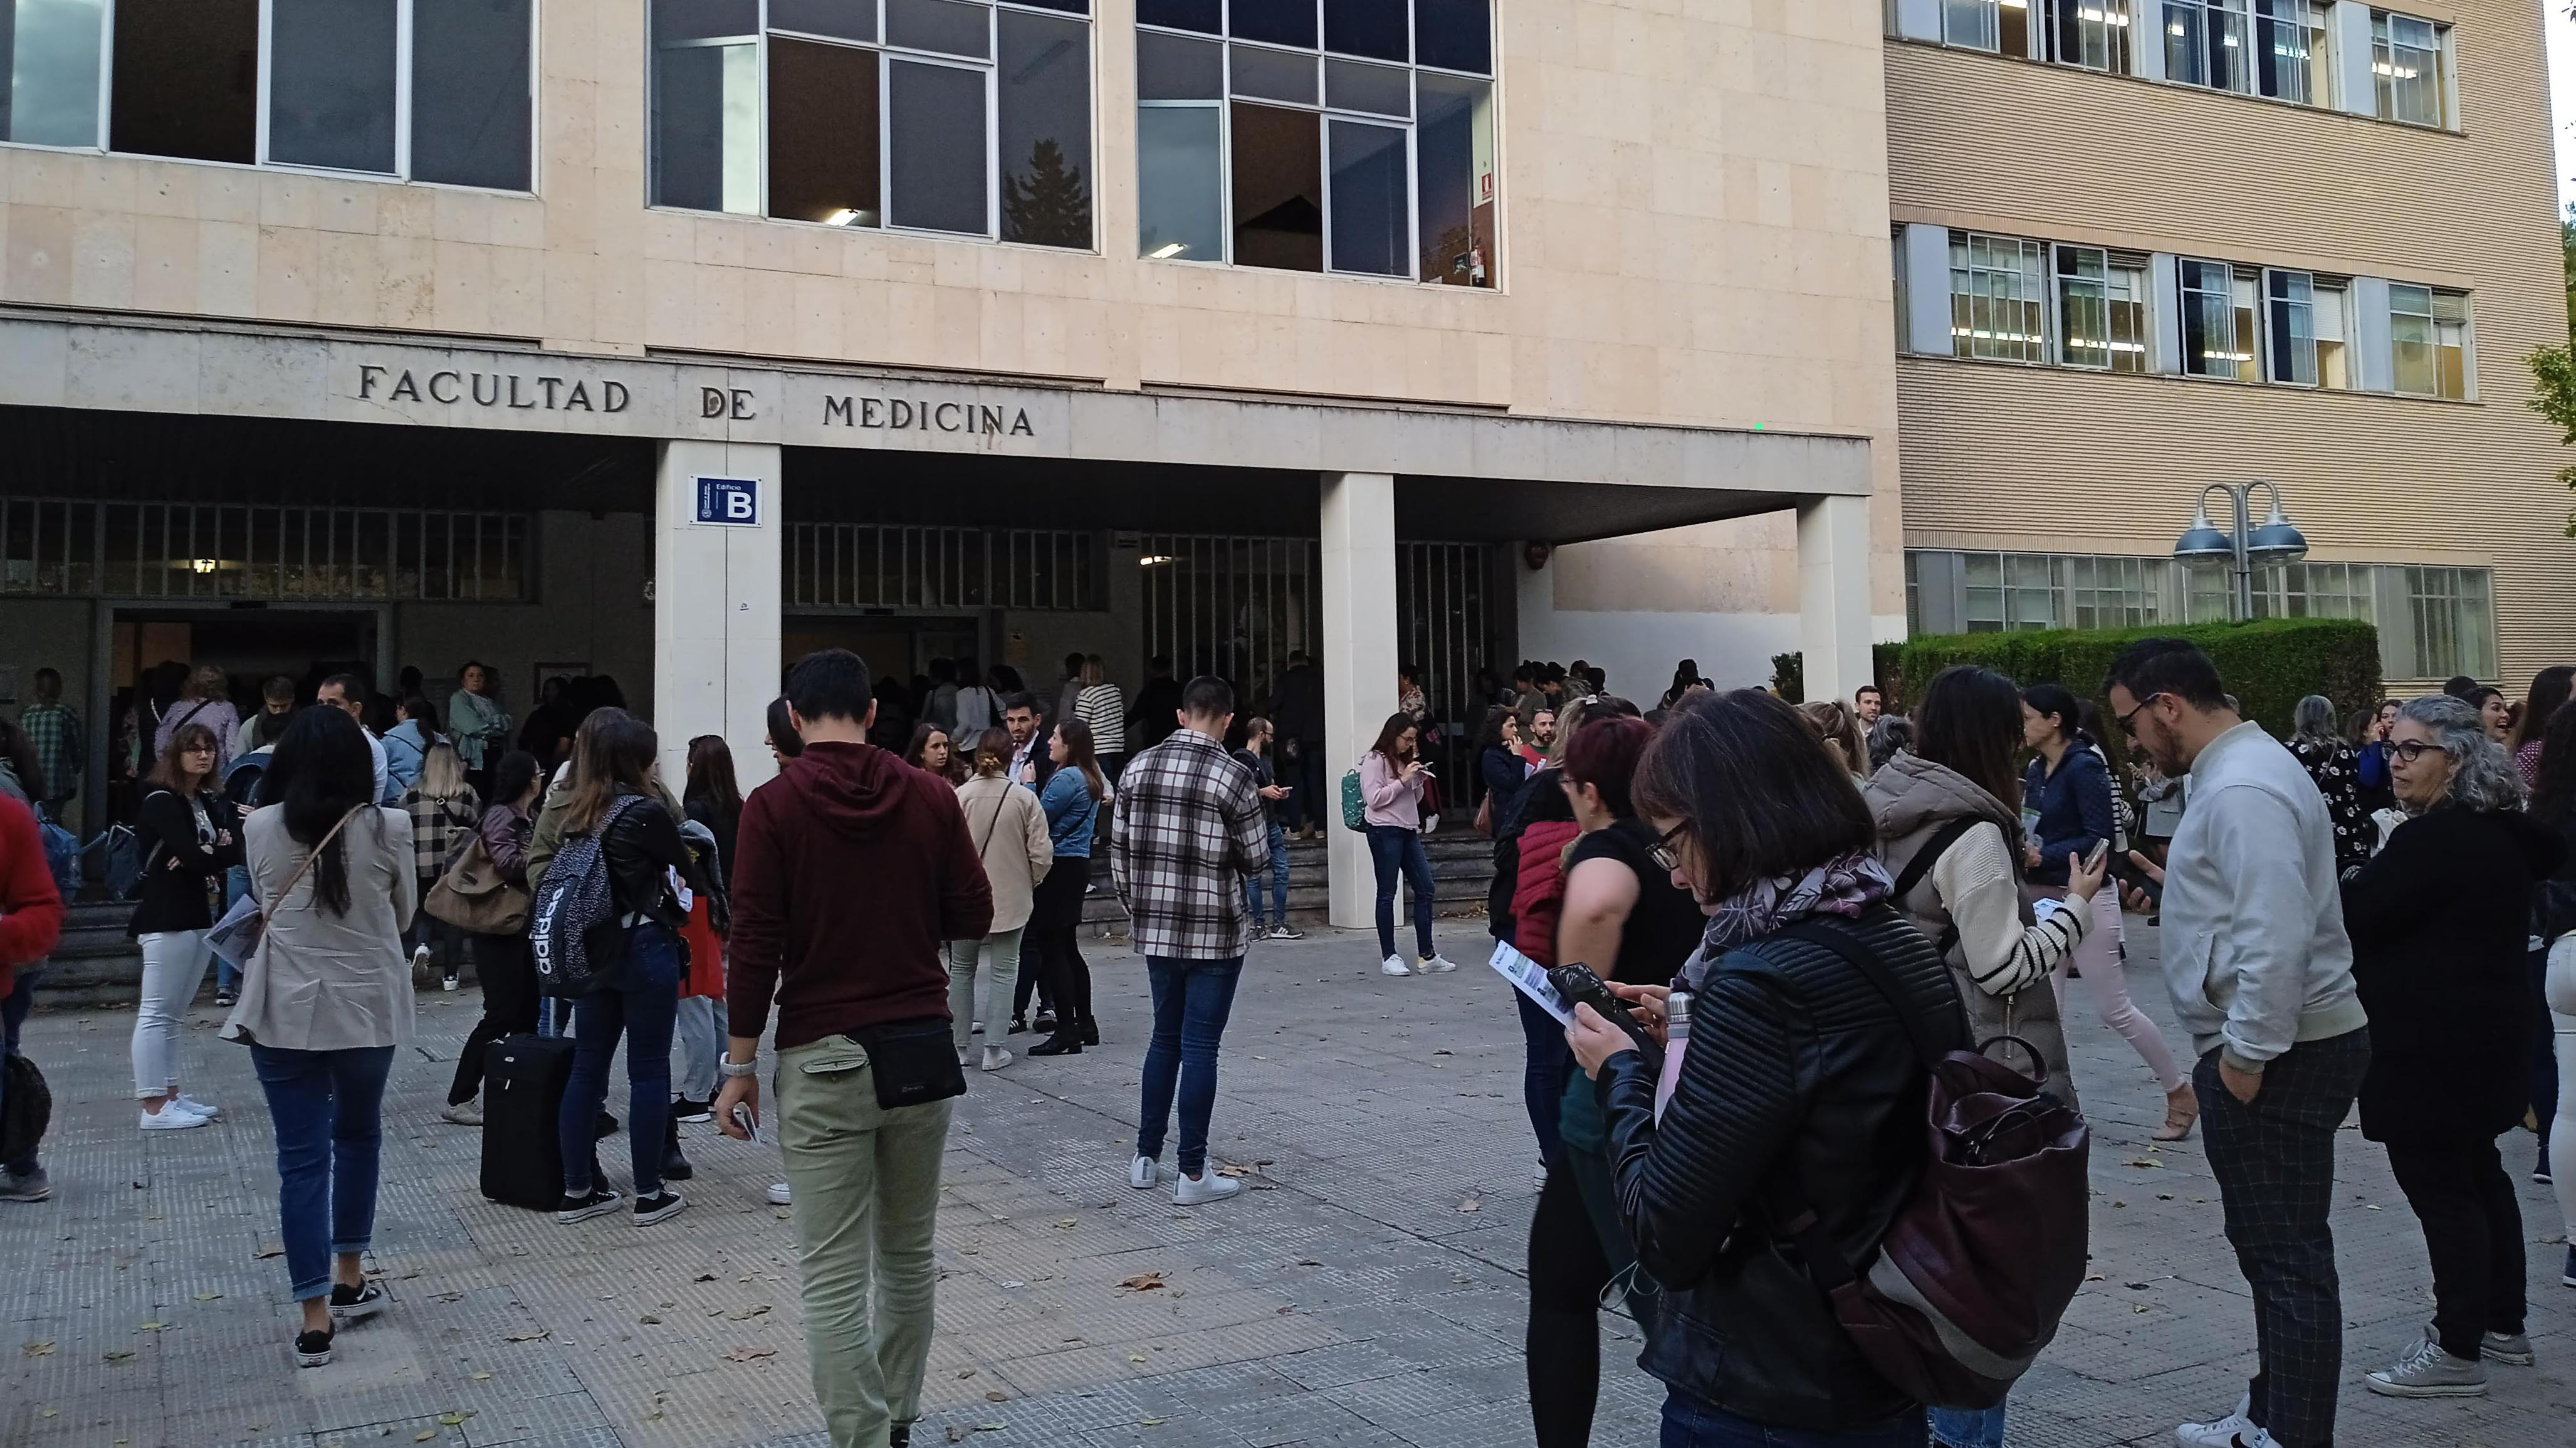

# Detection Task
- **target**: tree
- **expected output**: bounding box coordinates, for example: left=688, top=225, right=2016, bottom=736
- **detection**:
left=1002, top=139, right=1091, bottom=250
left=2563, top=206, right=2575, bottom=334
left=2530, top=341, right=2576, bottom=537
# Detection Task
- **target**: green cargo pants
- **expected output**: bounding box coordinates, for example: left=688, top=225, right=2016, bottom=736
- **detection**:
left=774, top=1034, right=953, bottom=1448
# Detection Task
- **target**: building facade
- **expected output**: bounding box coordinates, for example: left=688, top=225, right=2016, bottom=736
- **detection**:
left=0, top=1, right=1900, bottom=920
left=1885, top=0, right=2576, bottom=692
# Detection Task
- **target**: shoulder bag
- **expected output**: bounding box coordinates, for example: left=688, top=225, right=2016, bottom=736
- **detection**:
left=205, top=806, right=367, bottom=969
left=426, top=822, right=532, bottom=935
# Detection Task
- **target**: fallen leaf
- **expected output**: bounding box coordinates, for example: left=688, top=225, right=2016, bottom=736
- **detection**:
left=1296, top=1259, right=1321, bottom=1267
left=1456, top=1195, right=1482, bottom=1214
left=723, top=1346, right=778, bottom=1362
left=2122, top=1158, right=2162, bottom=1170
left=437, top=1412, right=474, bottom=1426
left=39, top=1408, right=56, bottom=1417
left=1000, top=1280, right=1025, bottom=1289
left=1129, top=1354, right=1149, bottom=1363
left=1215, top=1166, right=1248, bottom=1178
left=1139, top=1416, right=1166, bottom=1426
left=1117, top=1272, right=1167, bottom=1292
left=471, top=1372, right=492, bottom=1381
left=985, top=1390, right=1009, bottom=1403
left=416, top=1433, right=437, bottom=1443
left=694, top=1272, right=718, bottom=1282
left=503, top=1328, right=550, bottom=1342
left=956, top=1368, right=978, bottom=1379
left=2083, top=1273, right=2105, bottom=1283
left=103, top=1348, right=137, bottom=1361
left=23, top=1340, right=55, bottom=1356
left=192, top=1291, right=222, bottom=1301
left=639, top=1315, right=663, bottom=1325
left=2123, top=1283, right=2152, bottom=1291
left=1432, top=1049, right=1453, bottom=1056
left=254, top=1242, right=285, bottom=1259
left=136, top=1321, right=167, bottom=1332
left=1054, top=1217, right=1077, bottom=1228
left=725, top=1304, right=772, bottom=1321
left=948, top=1430, right=968, bottom=1444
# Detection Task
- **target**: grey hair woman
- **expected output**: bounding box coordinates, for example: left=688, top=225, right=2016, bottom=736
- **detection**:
left=2338, top=690, right=2563, bottom=1395
left=2287, top=695, right=2373, bottom=876
left=2292, top=695, right=2340, bottom=745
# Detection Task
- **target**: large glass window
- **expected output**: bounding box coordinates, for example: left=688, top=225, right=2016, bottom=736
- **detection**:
left=2264, top=270, right=2316, bottom=385
left=1909, top=550, right=2172, bottom=635
left=2054, top=245, right=2148, bottom=372
left=2406, top=566, right=2495, bottom=680
left=2372, top=11, right=2444, bottom=126
left=2389, top=283, right=2468, bottom=399
left=2046, top=0, right=2129, bottom=73
left=654, top=0, right=1095, bottom=247
left=1949, top=233, right=2046, bottom=364
left=2181, top=258, right=2256, bottom=380
left=3, top=0, right=530, bottom=186
left=2253, top=0, right=2328, bottom=106
left=1138, top=0, right=1495, bottom=285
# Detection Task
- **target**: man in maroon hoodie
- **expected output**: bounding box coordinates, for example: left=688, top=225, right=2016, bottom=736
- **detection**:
left=716, top=648, right=992, bottom=1448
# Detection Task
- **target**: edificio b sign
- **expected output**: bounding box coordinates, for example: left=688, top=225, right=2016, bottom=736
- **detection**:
left=694, top=476, right=760, bottom=526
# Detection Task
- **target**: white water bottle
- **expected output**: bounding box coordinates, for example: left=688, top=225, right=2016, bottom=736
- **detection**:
left=1653, top=990, right=1692, bottom=1121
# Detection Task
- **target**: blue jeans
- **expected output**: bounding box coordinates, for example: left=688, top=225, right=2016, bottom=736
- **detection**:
left=1135, top=956, right=1243, bottom=1177
left=2, top=968, right=38, bottom=1175
left=1517, top=989, right=1570, bottom=1168
left=248, top=1042, right=396, bottom=1301
left=1243, top=818, right=1289, bottom=926
left=1663, top=1390, right=1927, bottom=1448
left=560, top=923, right=682, bottom=1198
left=1366, top=824, right=1435, bottom=961
left=216, top=866, right=251, bottom=994
left=1927, top=1403, right=2005, bottom=1448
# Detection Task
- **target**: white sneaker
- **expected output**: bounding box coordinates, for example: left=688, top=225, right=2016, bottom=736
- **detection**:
left=139, top=1105, right=211, bottom=1131
left=980, top=1046, right=1013, bottom=1073
left=765, top=1182, right=792, bottom=1206
left=413, top=943, right=432, bottom=973
left=2174, top=1398, right=2253, bottom=1448
left=1175, top=1171, right=1242, bottom=1206
left=174, top=1094, right=220, bottom=1118
left=1129, top=1155, right=1159, bottom=1190
left=1381, top=955, right=1414, bottom=977
left=1418, top=954, right=1459, bottom=973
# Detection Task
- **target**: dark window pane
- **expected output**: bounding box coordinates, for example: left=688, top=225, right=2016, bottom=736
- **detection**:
left=999, top=9, right=1091, bottom=248
left=656, top=0, right=757, bottom=42
left=1138, top=105, right=1222, bottom=260
left=1325, top=58, right=1408, bottom=115
left=768, top=36, right=880, bottom=224
left=1136, top=0, right=1219, bottom=33
left=1, top=0, right=107, bottom=147
left=768, top=0, right=874, bottom=41
left=1138, top=29, right=1221, bottom=98
left=269, top=0, right=398, bottom=172
left=1414, top=0, right=1490, bottom=73
left=1327, top=118, right=1406, bottom=275
left=887, top=0, right=990, bottom=57
left=412, top=0, right=533, bottom=189
left=1010, top=0, right=1088, bottom=10
left=1230, top=43, right=1317, bottom=104
left=653, top=40, right=759, bottom=211
left=1230, top=101, right=1321, bottom=272
left=1230, top=0, right=1316, bottom=48
left=1415, top=71, right=1494, bottom=285
left=889, top=58, right=988, bottom=233
left=1324, top=0, right=1405, bottom=59
left=110, top=0, right=256, bottom=162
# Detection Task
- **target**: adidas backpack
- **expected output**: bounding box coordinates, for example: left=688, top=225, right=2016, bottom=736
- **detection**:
left=528, top=795, right=647, bottom=999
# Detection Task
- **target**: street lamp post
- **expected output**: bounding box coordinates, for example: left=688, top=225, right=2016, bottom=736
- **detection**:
left=2171, top=480, right=2308, bottom=622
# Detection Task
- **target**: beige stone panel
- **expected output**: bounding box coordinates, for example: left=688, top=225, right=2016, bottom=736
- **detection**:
left=313, top=181, right=379, bottom=237
left=258, top=172, right=317, bottom=231
left=3, top=206, right=70, bottom=303
left=644, top=258, right=700, bottom=346
left=373, top=234, right=436, bottom=328
left=693, top=214, right=748, bottom=270
left=881, top=281, right=937, bottom=363
left=195, top=220, right=258, bottom=317
left=256, top=226, right=318, bottom=322
left=698, top=261, right=754, bottom=354
left=312, top=231, right=374, bottom=325
left=835, top=281, right=890, bottom=362
left=190, top=167, right=259, bottom=225
left=68, top=210, right=134, bottom=309
left=431, top=239, right=493, bottom=334
left=741, top=267, right=797, bottom=354
left=741, top=223, right=799, bottom=278
left=542, top=251, right=599, bottom=342
left=930, top=285, right=982, bottom=367
left=490, top=247, right=544, bottom=338
left=555, top=78, right=602, bottom=174
left=978, top=290, right=1028, bottom=375
left=837, top=232, right=889, bottom=283
left=589, top=252, right=643, bottom=345
left=492, top=197, right=546, bottom=251
left=130, top=163, right=196, bottom=221
left=434, top=188, right=495, bottom=245
left=787, top=272, right=842, bottom=360
left=595, top=83, right=646, bottom=178
left=786, top=226, right=841, bottom=278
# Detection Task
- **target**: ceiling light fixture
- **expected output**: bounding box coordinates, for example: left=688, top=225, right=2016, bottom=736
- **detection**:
left=1148, top=242, right=1187, bottom=259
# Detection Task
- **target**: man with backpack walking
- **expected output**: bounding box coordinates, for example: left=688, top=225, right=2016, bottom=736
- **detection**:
left=2107, top=640, right=2369, bottom=1448
left=1112, top=674, right=1270, bottom=1205
left=714, top=649, right=992, bottom=1448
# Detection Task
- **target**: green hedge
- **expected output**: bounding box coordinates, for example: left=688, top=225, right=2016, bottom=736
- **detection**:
left=1888, top=617, right=2384, bottom=738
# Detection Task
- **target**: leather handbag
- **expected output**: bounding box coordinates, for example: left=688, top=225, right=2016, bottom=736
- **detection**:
left=425, top=831, right=531, bottom=935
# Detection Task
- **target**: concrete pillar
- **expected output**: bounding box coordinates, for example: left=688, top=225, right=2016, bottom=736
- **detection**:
left=1796, top=494, right=1872, bottom=706
left=1320, top=472, right=1398, bottom=931
left=654, top=440, right=784, bottom=792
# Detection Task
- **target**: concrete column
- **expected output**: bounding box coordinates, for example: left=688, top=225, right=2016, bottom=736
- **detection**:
left=654, top=439, right=784, bottom=792
left=1320, top=472, right=1398, bottom=932
left=1796, top=495, right=1872, bottom=706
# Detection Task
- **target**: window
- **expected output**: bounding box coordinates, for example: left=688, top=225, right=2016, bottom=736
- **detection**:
left=653, top=1, right=1095, bottom=247
left=1136, top=0, right=1495, bottom=283
left=2065, top=554, right=2166, bottom=629
left=2164, top=0, right=2249, bottom=92
left=1943, top=0, right=2033, bottom=55
left=2165, top=0, right=2325, bottom=103
left=2055, top=245, right=2149, bottom=372
left=1, top=0, right=531, bottom=186
left=2312, top=277, right=2350, bottom=387
left=2389, top=283, right=2468, bottom=399
left=2406, top=566, right=2494, bottom=679
left=2046, top=0, right=2130, bottom=73
left=2180, top=258, right=2257, bottom=380
left=2372, top=11, right=2444, bottom=126
left=2253, top=0, right=2328, bottom=106
left=2264, top=270, right=2315, bottom=385
left=1950, top=233, right=2047, bottom=364
left=1906, top=550, right=2172, bottom=635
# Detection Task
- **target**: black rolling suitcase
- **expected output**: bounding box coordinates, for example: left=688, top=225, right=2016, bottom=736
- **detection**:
left=480, top=1021, right=577, bottom=1210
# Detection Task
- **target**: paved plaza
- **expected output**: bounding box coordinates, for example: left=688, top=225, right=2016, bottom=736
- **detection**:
left=3, top=920, right=2572, bottom=1448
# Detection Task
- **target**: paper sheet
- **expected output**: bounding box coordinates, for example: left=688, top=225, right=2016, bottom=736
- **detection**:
left=1489, top=940, right=1574, bottom=1026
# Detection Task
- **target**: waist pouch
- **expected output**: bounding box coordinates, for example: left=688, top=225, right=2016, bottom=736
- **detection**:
left=846, top=1016, right=968, bottom=1111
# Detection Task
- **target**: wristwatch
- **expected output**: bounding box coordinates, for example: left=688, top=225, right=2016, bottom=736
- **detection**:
left=719, top=1059, right=759, bottom=1079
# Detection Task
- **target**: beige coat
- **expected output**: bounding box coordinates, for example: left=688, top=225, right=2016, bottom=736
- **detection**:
left=955, top=774, right=1053, bottom=934
left=222, top=804, right=417, bottom=1052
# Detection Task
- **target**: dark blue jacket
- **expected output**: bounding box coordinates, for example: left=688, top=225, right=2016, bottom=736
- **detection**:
left=1480, top=745, right=1527, bottom=824
left=2021, top=745, right=2114, bottom=886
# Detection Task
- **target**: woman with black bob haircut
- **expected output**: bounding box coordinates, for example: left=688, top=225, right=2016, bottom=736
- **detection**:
left=1564, top=689, right=1966, bottom=1448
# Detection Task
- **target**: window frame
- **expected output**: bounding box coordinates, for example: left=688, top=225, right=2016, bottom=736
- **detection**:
left=2387, top=281, right=2470, bottom=400
left=0, top=0, right=540, bottom=194
left=2051, top=243, right=2148, bottom=373
left=1949, top=231, right=2049, bottom=365
left=1136, top=2, right=1495, bottom=286
left=2370, top=8, right=2448, bottom=128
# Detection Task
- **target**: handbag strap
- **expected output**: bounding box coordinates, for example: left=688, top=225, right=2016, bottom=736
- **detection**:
left=971, top=786, right=1010, bottom=857
left=263, top=805, right=367, bottom=916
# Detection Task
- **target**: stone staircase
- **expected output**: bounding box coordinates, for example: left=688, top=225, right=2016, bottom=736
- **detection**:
left=33, top=901, right=147, bottom=1009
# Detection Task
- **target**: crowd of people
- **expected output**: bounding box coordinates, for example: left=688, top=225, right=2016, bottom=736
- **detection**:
left=6, top=638, right=2576, bottom=1448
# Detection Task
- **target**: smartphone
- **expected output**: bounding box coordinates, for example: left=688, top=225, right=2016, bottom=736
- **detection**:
left=730, top=1101, right=764, bottom=1146
left=2082, top=840, right=2110, bottom=873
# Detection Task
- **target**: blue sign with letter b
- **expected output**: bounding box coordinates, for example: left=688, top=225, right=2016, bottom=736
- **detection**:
left=694, top=476, right=759, bottom=526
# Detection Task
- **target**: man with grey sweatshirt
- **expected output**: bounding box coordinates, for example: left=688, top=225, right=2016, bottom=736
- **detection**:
left=2108, top=639, right=2370, bottom=1448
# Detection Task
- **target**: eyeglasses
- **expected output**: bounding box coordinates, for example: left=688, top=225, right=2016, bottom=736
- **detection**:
left=2389, top=740, right=2442, bottom=764
left=1648, top=819, right=1692, bottom=872
left=2113, top=693, right=2168, bottom=738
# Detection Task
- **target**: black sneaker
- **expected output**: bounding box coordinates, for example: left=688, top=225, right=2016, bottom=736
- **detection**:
left=327, top=1281, right=385, bottom=1324
left=556, top=1187, right=623, bottom=1224
left=1079, top=1018, right=1100, bottom=1047
left=1027, top=1034, right=1082, bottom=1056
left=672, top=1098, right=715, bottom=1124
left=295, top=1326, right=335, bottom=1368
left=889, top=1423, right=912, bottom=1448
left=213, top=989, right=237, bottom=1007
left=1034, top=1012, right=1058, bottom=1033
left=1008, top=1016, right=1028, bottom=1035
left=634, top=1190, right=687, bottom=1225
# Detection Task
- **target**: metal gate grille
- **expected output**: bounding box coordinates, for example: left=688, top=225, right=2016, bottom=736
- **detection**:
left=1398, top=541, right=1497, bottom=794
left=787, top=524, right=1099, bottom=611
left=0, top=496, right=527, bottom=601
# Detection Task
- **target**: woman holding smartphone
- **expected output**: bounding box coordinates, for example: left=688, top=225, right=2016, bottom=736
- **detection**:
left=1361, top=713, right=1455, bottom=977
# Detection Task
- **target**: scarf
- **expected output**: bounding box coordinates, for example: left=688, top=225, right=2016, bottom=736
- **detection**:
left=1675, top=849, right=1893, bottom=991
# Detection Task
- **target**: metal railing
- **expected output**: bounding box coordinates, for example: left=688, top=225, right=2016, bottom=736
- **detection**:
left=786, top=523, right=1099, bottom=612
left=0, top=498, right=528, bottom=601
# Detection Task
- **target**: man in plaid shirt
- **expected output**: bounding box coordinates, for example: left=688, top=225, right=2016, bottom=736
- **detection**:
left=1111, top=674, right=1270, bottom=1205
left=17, top=669, right=81, bottom=817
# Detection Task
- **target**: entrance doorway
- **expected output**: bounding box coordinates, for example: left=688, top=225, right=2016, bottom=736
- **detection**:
left=783, top=612, right=988, bottom=749
left=103, top=606, right=379, bottom=823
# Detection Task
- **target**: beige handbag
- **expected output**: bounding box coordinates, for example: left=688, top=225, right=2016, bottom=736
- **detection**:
left=424, top=828, right=530, bottom=935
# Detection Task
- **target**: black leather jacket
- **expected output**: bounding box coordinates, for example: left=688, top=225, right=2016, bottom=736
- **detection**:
left=599, top=789, right=703, bottom=932
left=1594, top=905, right=1966, bottom=1431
